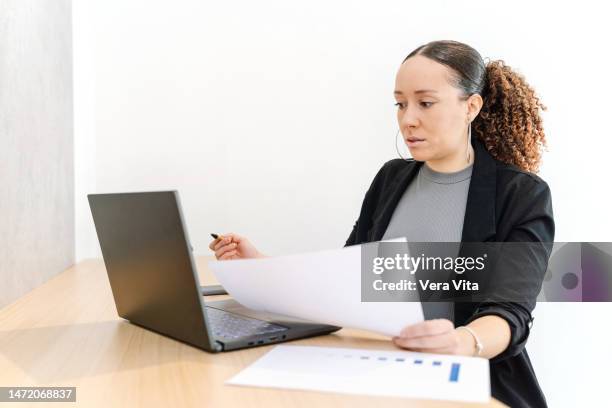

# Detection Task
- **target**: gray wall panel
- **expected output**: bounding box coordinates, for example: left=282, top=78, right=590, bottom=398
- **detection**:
left=0, top=0, right=74, bottom=307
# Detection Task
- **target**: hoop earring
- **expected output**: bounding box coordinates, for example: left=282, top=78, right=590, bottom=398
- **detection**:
left=466, top=123, right=472, bottom=163
left=395, top=129, right=413, bottom=161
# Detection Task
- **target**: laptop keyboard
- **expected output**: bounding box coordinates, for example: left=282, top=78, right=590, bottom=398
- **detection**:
left=206, top=307, right=288, bottom=340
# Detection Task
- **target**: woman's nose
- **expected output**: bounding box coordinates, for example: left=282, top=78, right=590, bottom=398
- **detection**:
left=399, top=106, right=419, bottom=128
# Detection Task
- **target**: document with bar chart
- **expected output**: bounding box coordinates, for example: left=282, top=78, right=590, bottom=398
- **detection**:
left=227, top=345, right=490, bottom=402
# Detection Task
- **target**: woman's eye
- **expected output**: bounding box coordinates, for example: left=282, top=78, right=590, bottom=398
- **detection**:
left=420, top=101, right=434, bottom=108
left=394, top=102, right=406, bottom=109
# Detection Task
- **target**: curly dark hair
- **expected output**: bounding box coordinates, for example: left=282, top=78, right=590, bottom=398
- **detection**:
left=404, top=40, right=547, bottom=173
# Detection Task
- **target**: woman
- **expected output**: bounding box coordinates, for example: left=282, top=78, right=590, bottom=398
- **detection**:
left=209, top=40, right=554, bottom=408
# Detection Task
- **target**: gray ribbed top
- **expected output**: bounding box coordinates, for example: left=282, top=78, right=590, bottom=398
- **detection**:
left=381, top=162, right=473, bottom=320
left=382, top=162, right=473, bottom=242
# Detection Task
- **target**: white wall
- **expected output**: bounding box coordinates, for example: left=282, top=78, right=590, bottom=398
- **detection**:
left=73, top=1, right=612, bottom=406
left=73, top=0, right=97, bottom=265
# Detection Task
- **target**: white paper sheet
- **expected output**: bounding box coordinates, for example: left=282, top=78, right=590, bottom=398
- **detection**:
left=227, top=345, right=490, bottom=403
left=208, top=241, right=424, bottom=337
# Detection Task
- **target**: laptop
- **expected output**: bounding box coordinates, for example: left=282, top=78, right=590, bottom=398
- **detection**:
left=88, top=191, right=340, bottom=352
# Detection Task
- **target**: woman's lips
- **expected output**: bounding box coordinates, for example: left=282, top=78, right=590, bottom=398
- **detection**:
left=405, top=138, right=426, bottom=147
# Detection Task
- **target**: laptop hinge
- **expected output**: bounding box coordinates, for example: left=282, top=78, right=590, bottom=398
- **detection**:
left=213, top=340, right=224, bottom=352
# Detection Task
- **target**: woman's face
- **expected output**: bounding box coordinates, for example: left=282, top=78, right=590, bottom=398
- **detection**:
left=394, top=55, right=480, bottom=165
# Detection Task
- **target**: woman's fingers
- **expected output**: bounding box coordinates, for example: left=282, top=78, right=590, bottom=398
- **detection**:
left=219, top=249, right=238, bottom=260
left=208, top=239, right=218, bottom=250
left=393, top=319, right=461, bottom=354
left=213, top=236, right=233, bottom=251
left=215, top=242, right=237, bottom=259
left=209, top=232, right=251, bottom=260
left=399, top=319, right=454, bottom=338
left=212, top=233, right=243, bottom=250
left=392, top=332, right=459, bottom=350
left=209, top=237, right=225, bottom=251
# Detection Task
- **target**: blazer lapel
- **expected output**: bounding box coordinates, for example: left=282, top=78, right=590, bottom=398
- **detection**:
left=370, top=161, right=423, bottom=241
left=461, top=137, right=497, bottom=242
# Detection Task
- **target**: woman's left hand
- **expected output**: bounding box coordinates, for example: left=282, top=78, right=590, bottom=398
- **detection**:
left=393, top=319, right=474, bottom=356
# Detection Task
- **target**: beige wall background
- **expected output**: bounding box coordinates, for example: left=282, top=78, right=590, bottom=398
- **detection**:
left=0, top=0, right=74, bottom=308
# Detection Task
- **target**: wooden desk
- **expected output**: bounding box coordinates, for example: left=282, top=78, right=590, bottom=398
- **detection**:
left=0, top=258, right=505, bottom=407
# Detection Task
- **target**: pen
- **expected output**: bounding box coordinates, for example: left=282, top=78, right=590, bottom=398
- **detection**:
left=211, top=233, right=231, bottom=242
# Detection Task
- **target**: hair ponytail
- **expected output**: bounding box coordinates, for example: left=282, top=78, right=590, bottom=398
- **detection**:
left=404, top=41, right=548, bottom=173
left=473, top=60, right=547, bottom=173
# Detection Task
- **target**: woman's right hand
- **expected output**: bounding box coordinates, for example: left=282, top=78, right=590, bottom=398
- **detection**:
left=208, top=233, right=265, bottom=260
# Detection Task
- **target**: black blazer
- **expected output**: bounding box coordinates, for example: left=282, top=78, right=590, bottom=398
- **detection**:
left=345, top=136, right=554, bottom=408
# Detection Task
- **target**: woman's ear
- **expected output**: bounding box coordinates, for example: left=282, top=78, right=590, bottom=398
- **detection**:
left=466, top=94, right=483, bottom=122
